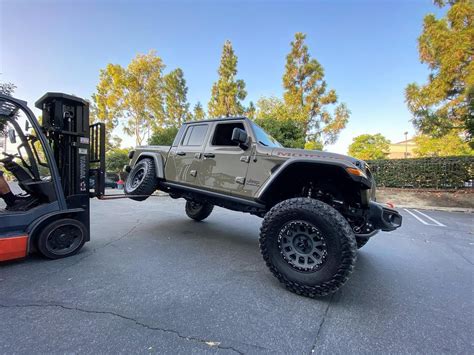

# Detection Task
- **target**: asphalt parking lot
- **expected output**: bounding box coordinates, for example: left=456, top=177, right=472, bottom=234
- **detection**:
left=1, top=196, right=473, bottom=354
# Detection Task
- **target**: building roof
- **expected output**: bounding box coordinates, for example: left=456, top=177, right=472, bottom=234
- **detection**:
left=391, top=138, right=416, bottom=145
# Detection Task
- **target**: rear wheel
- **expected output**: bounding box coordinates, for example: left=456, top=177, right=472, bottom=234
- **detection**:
left=259, top=198, right=357, bottom=297
left=185, top=201, right=214, bottom=221
left=125, top=158, right=157, bottom=201
left=36, top=218, right=87, bottom=259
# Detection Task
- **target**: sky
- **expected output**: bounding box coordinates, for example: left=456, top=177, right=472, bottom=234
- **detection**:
left=1, top=0, right=445, bottom=153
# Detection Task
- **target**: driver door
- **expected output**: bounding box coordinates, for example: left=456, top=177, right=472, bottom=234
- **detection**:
left=199, top=121, right=252, bottom=196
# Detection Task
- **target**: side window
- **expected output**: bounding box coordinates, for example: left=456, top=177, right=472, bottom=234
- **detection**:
left=181, top=124, right=208, bottom=146
left=212, top=122, right=245, bottom=146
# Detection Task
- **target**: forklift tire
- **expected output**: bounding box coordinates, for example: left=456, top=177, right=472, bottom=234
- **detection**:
left=125, top=158, right=157, bottom=201
left=36, top=218, right=87, bottom=259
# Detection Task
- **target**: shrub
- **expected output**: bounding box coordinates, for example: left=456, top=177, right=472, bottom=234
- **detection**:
left=367, top=156, right=473, bottom=189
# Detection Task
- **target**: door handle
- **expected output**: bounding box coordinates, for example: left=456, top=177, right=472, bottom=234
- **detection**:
left=176, top=151, right=186, bottom=156
left=203, top=153, right=215, bottom=158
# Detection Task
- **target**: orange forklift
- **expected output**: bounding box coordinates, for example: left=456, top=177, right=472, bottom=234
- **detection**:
left=0, top=93, right=105, bottom=261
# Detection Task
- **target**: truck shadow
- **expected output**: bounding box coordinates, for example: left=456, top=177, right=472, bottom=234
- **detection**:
left=140, top=215, right=261, bottom=248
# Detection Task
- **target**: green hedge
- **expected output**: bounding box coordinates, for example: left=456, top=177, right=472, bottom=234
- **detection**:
left=367, top=156, right=474, bottom=189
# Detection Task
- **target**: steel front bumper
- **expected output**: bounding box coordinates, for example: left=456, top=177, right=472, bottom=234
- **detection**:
left=368, top=201, right=402, bottom=232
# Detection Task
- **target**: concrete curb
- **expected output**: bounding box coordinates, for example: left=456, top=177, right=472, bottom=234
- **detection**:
left=395, top=205, right=474, bottom=213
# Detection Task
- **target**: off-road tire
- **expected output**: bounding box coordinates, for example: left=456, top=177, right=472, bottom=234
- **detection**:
left=125, top=158, right=157, bottom=201
left=185, top=201, right=214, bottom=221
left=36, top=218, right=87, bottom=259
left=259, top=198, right=357, bottom=298
left=356, top=236, right=370, bottom=249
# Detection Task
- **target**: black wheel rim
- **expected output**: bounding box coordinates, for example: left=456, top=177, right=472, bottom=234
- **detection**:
left=188, top=201, right=202, bottom=212
left=127, top=165, right=147, bottom=190
left=278, top=220, right=328, bottom=272
left=46, top=225, right=83, bottom=256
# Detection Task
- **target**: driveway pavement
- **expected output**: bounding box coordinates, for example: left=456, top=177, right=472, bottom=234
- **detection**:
left=1, top=196, right=473, bottom=354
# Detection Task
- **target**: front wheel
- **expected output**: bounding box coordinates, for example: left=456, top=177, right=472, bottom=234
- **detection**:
left=124, top=158, right=157, bottom=201
left=259, top=198, right=357, bottom=298
left=185, top=201, right=214, bottom=221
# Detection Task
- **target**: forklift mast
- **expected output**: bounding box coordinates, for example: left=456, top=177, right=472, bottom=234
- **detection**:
left=35, top=93, right=105, bottom=199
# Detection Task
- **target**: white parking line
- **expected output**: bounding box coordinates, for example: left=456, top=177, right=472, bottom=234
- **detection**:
left=404, top=209, right=429, bottom=225
left=413, top=209, right=446, bottom=227
left=403, top=209, right=447, bottom=227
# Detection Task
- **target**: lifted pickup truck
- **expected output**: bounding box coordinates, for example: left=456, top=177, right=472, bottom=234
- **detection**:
left=124, top=117, right=402, bottom=297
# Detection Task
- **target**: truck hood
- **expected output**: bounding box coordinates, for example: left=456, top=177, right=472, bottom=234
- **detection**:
left=271, top=147, right=362, bottom=167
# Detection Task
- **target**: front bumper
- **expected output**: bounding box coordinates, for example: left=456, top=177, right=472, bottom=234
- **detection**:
left=368, top=201, right=402, bottom=232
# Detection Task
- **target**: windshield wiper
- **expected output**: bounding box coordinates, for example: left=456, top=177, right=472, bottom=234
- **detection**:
left=258, top=140, right=268, bottom=146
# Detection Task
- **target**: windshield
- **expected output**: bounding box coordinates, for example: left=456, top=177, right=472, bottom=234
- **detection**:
left=251, top=122, right=282, bottom=148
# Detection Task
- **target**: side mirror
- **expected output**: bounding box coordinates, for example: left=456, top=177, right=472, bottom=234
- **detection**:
left=231, top=128, right=249, bottom=150
left=8, top=128, right=16, bottom=144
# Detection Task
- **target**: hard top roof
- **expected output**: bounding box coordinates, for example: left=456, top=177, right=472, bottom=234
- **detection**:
left=183, top=116, right=251, bottom=125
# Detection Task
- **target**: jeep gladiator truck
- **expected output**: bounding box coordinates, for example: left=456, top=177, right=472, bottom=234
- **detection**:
left=124, top=117, right=402, bottom=297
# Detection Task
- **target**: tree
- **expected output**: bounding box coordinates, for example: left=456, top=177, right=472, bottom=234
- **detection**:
left=149, top=126, right=179, bottom=146
left=0, top=81, right=16, bottom=133
left=163, top=68, right=190, bottom=126
left=91, top=64, right=124, bottom=143
left=283, top=32, right=350, bottom=145
left=192, top=102, right=206, bottom=120
left=0, top=81, right=15, bottom=96
left=255, top=97, right=306, bottom=148
left=413, top=131, right=473, bottom=157
left=304, top=140, right=324, bottom=151
left=405, top=0, right=474, bottom=142
left=105, top=148, right=130, bottom=176
left=348, top=134, right=391, bottom=160
left=92, top=51, right=165, bottom=146
left=246, top=101, right=256, bottom=119
left=91, top=69, right=123, bottom=152
left=208, top=40, right=247, bottom=117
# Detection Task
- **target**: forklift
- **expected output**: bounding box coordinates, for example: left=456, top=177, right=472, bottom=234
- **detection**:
left=0, top=92, right=105, bottom=261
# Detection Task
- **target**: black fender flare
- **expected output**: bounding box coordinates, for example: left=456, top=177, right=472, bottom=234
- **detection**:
left=135, top=152, right=165, bottom=179
left=256, top=158, right=372, bottom=201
